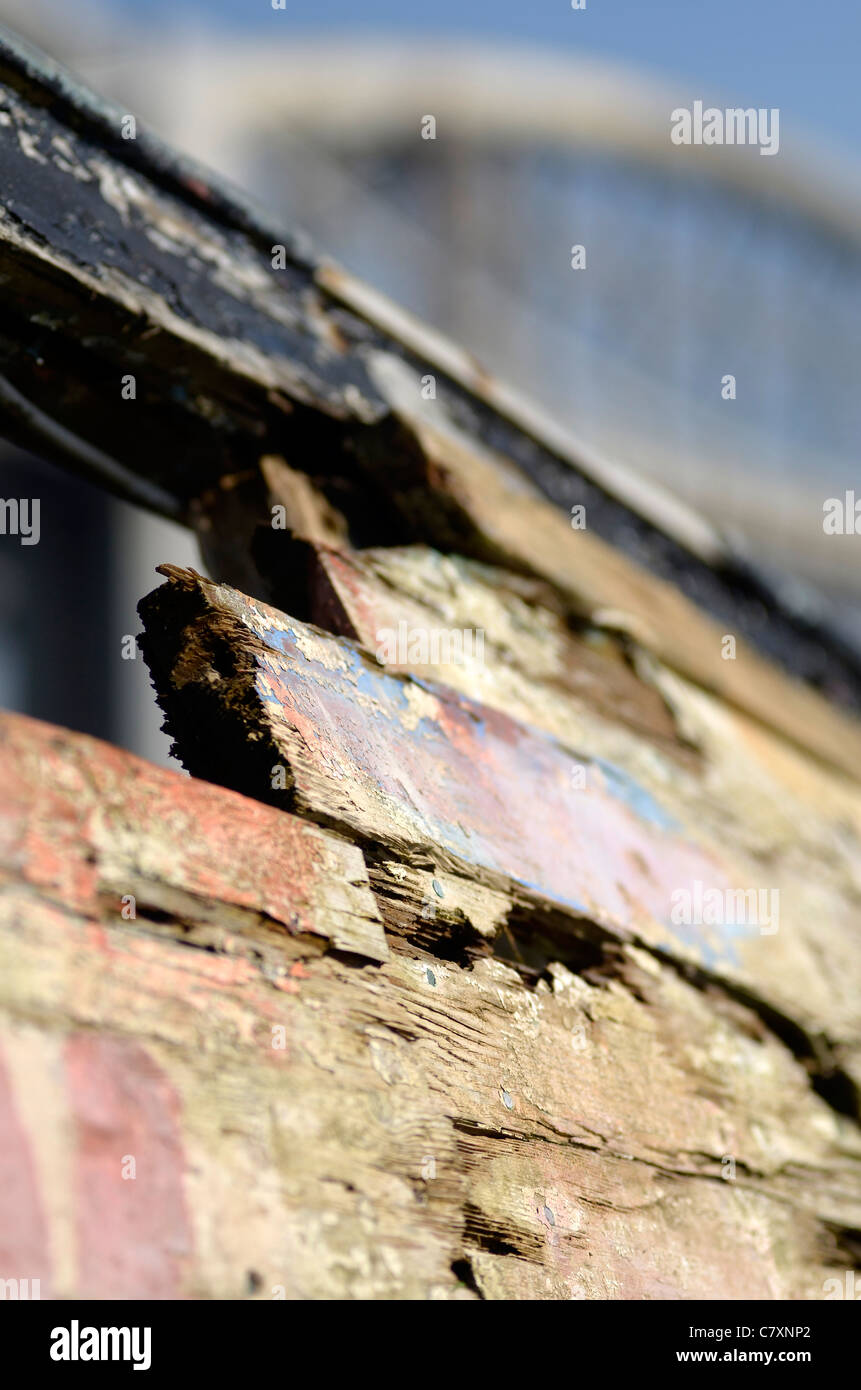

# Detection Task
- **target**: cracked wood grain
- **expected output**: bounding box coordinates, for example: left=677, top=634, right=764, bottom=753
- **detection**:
left=137, top=567, right=861, bottom=1102
left=0, top=710, right=859, bottom=1299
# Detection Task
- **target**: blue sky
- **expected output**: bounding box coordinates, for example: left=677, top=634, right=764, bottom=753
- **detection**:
left=103, top=0, right=861, bottom=156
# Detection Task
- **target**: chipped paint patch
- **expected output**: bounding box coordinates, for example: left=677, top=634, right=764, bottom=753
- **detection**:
left=142, top=571, right=751, bottom=977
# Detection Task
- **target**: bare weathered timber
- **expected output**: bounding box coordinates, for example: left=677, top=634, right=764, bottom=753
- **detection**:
left=1, top=709, right=860, bottom=1300
left=138, top=566, right=861, bottom=1111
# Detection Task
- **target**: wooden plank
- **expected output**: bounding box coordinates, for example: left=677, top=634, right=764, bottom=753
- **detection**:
left=1, top=710, right=859, bottom=1299
left=137, top=566, right=861, bottom=1094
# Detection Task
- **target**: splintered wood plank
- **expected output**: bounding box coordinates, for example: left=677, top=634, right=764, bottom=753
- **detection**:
left=0, top=712, right=859, bottom=1300
left=137, top=567, right=861, bottom=1073
left=137, top=570, right=721, bottom=951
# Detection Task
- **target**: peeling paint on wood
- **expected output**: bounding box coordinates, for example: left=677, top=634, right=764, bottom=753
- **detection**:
left=0, top=709, right=388, bottom=965
left=1, top=710, right=860, bottom=1299
left=138, top=568, right=861, bottom=1087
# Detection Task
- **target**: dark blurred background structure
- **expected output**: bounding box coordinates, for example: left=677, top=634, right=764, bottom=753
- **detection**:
left=2, top=0, right=860, bottom=763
